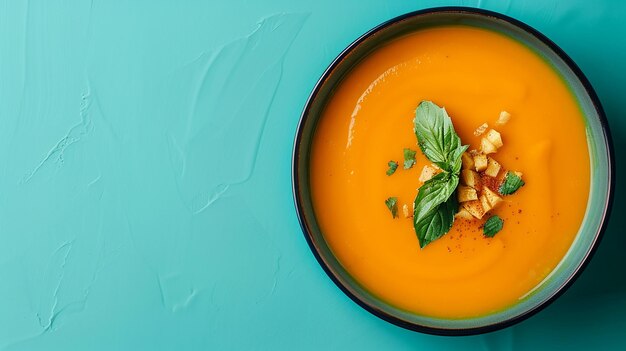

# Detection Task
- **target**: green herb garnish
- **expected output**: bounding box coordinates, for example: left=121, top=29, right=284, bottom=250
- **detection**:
left=386, top=161, right=398, bottom=176
left=403, top=148, right=417, bottom=169
left=412, top=101, right=468, bottom=248
left=413, top=173, right=459, bottom=247
left=414, top=101, right=467, bottom=173
left=483, top=215, right=504, bottom=237
left=499, top=171, right=525, bottom=195
left=385, top=197, right=398, bottom=218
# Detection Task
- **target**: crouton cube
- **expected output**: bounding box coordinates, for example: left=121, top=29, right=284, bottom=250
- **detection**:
left=458, top=186, right=478, bottom=202
left=462, top=200, right=485, bottom=219
left=474, top=123, right=489, bottom=136
left=455, top=207, right=474, bottom=220
left=496, top=111, right=511, bottom=125
left=480, top=137, right=498, bottom=154
left=485, top=157, right=502, bottom=177
left=461, top=169, right=480, bottom=189
left=473, top=153, right=488, bottom=171
left=479, top=194, right=492, bottom=213
left=461, top=152, right=475, bottom=170
left=419, top=165, right=438, bottom=183
left=483, top=186, right=503, bottom=208
left=486, top=129, right=503, bottom=148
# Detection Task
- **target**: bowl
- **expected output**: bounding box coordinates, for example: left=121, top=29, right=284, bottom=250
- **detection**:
left=292, top=7, right=614, bottom=335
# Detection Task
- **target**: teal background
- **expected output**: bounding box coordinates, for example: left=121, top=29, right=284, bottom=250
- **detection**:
left=0, top=0, right=623, bottom=350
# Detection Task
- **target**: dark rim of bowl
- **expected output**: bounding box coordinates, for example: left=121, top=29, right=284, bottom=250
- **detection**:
left=292, top=6, right=615, bottom=336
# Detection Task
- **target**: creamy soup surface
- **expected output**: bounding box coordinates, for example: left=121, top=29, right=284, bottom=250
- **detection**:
left=310, top=25, right=590, bottom=318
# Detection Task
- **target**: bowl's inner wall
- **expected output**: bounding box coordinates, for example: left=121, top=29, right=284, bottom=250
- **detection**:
left=295, top=10, right=611, bottom=331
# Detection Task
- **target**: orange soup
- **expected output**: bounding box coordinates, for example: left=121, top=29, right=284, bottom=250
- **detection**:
left=310, top=25, right=590, bottom=318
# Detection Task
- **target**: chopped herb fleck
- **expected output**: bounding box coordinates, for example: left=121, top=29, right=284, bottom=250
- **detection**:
left=483, top=215, right=504, bottom=237
left=385, top=197, right=398, bottom=218
left=499, top=171, right=525, bottom=195
left=386, top=160, right=398, bottom=176
left=403, top=148, right=417, bottom=169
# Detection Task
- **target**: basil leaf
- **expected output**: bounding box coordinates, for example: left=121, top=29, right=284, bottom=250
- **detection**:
left=413, top=172, right=459, bottom=247
left=499, top=171, right=525, bottom=195
left=403, top=148, right=417, bottom=169
left=414, top=101, right=466, bottom=172
left=483, top=215, right=504, bottom=237
left=410, top=101, right=471, bottom=248
left=385, top=197, right=398, bottom=218
left=449, top=144, right=469, bottom=174
left=414, top=191, right=458, bottom=248
left=386, top=161, right=398, bottom=176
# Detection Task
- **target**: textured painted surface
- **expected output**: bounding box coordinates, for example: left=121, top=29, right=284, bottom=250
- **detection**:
left=0, top=0, right=624, bottom=350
